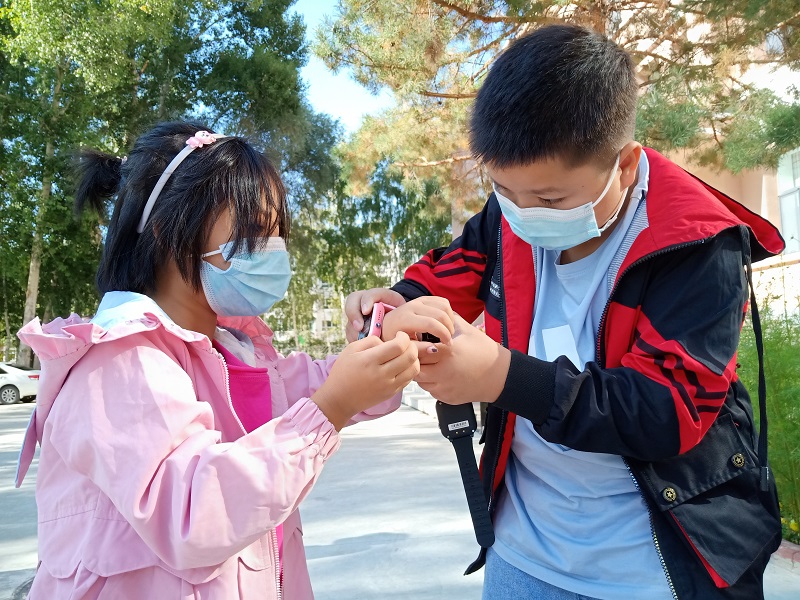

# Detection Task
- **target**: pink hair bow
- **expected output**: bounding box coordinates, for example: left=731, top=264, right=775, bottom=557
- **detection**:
left=185, top=130, right=219, bottom=149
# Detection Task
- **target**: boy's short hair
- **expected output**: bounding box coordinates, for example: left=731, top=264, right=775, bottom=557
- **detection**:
left=470, top=24, right=638, bottom=168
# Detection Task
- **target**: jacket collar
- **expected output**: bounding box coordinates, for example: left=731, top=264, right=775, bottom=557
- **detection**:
left=497, top=148, right=786, bottom=353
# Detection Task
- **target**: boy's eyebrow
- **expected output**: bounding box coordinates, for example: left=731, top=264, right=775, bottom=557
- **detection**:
left=492, top=179, right=565, bottom=195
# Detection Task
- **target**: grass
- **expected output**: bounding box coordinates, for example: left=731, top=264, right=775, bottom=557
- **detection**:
left=737, top=295, right=800, bottom=545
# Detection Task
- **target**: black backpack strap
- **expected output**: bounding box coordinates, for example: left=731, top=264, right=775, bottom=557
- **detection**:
left=740, top=227, right=771, bottom=491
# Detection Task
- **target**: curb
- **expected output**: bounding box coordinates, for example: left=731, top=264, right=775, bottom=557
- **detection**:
left=401, top=385, right=482, bottom=425
left=775, top=540, right=800, bottom=567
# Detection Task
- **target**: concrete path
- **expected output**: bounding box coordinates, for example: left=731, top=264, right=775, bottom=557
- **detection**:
left=2, top=396, right=799, bottom=599
left=302, top=387, right=800, bottom=599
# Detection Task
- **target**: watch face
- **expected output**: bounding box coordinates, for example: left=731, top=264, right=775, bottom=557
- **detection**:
left=358, top=316, right=372, bottom=339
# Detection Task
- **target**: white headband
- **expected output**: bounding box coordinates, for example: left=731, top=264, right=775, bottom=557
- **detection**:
left=136, top=131, right=227, bottom=234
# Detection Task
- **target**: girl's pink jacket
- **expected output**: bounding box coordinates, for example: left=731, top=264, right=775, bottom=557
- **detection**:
left=15, top=292, right=400, bottom=599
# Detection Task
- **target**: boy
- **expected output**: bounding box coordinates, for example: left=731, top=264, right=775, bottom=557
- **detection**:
left=346, top=24, right=785, bottom=600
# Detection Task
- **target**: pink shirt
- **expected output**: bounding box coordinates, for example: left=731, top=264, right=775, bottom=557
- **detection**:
left=213, top=341, right=283, bottom=566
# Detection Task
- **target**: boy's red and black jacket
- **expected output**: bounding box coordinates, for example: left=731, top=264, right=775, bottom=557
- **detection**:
left=392, top=149, right=785, bottom=599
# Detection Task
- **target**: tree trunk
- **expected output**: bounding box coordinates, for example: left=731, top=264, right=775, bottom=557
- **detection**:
left=17, top=150, right=52, bottom=367
left=3, top=308, right=10, bottom=362
left=2, top=270, right=11, bottom=362
left=17, top=66, right=62, bottom=367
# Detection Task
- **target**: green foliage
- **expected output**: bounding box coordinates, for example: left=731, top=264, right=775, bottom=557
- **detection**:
left=0, top=0, right=347, bottom=362
left=270, top=156, right=453, bottom=357
left=319, top=160, right=452, bottom=294
left=316, top=0, right=800, bottom=221
left=738, top=293, right=800, bottom=543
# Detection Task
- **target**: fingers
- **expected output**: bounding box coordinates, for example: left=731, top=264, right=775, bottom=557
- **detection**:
left=391, top=357, right=422, bottom=391
left=360, top=288, right=406, bottom=315
left=414, top=363, right=441, bottom=384
left=415, top=341, right=450, bottom=365
left=451, top=311, right=479, bottom=338
left=344, top=292, right=366, bottom=341
left=358, top=331, right=414, bottom=365
left=342, top=334, right=383, bottom=355
left=344, top=288, right=407, bottom=342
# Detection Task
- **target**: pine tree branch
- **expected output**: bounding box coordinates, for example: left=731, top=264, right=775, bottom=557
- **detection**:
left=420, top=90, right=477, bottom=99
left=394, top=154, right=470, bottom=168
left=429, top=0, right=561, bottom=26
left=460, top=26, right=517, bottom=60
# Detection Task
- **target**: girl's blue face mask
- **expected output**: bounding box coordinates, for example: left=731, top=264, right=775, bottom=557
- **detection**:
left=200, top=237, right=291, bottom=317
left=492, top=153, right=626, bottom=252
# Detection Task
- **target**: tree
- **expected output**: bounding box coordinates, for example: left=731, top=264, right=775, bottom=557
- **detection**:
left=2, top=0, right=180, bottom=365
left=315, top=0, right=800, bottom=225
left=1, top=0, right=338, bottom=363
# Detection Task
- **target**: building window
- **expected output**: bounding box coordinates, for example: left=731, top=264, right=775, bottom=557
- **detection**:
left=777, top=149, right=800, bottom=254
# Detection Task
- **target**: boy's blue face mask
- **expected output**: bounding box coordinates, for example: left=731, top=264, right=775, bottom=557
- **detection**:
left=200, top=237, right=291, bottom=317
left=492, top=153, right=627, bottom=252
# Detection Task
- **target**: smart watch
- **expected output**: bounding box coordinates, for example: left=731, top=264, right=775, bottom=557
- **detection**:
left=358, top=302, right=395, bottom=339
left=436, top=400, right=495, bottom=548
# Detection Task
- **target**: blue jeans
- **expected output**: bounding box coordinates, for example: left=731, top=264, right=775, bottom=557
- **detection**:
left=482, top=548, right=601, bottom=600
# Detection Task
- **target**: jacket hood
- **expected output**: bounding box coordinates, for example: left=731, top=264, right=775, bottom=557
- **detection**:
left=632, top=149, right=785, bottom=265
left=15, top=291, right=277, bottom=485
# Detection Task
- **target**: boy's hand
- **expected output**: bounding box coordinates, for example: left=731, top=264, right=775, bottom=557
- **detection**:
left=311, top=332, right=419, bottom=430
left=415, top=313, right=510, bottom=405
left=344, top=288, right=407, bottom=342
left=381, top=297, right=456, bottom=345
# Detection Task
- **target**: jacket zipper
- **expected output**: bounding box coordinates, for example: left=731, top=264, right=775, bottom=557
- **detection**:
left=624, top=460, right=679, bottom=600
left=594, top=239, right=706, bottom=600
left=213, top=349, right=247, bottom=435
left=214, top=349, right=281, bottom=599
left=486, top=224, right=508, bottom=516
left=271, top=528, right=282, bottom=600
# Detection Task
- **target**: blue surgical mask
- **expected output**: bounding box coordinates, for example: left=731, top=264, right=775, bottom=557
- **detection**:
left=493, top=153, right=627, bottom=252
left=200, top=237, right=291, bottom=317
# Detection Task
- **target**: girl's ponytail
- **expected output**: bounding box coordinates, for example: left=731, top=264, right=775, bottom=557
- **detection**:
left=74, top=148, right=124, bottom=216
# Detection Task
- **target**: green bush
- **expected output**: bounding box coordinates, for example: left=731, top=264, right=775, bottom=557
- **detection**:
left=737, top=299, right=800, bottom=544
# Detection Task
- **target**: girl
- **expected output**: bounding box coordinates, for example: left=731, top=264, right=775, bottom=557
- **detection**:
left=15, top=122, right=450, bottom=599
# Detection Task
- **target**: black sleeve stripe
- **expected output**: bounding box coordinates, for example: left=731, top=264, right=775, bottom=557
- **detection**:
left=634, top=336, right=701, bottom=422
left=435, top=253, right=487, bottom=267
left=635, top=335, right=728, bottom=400
left=432, top=265, right=485, bottom=279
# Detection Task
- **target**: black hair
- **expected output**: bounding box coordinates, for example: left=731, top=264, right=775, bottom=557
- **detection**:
left=75, top=121, right=290, bottom=295
left=470, top=24, right=638, bottom=168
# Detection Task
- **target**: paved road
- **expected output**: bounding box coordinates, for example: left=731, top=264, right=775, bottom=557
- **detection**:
left=1, top=400, right=798, bottom=599
left=0, top=404, right=37, bottom=598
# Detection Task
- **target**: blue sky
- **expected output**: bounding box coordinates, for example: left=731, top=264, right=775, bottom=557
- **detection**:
left=292, top=0, right=395, bottom=134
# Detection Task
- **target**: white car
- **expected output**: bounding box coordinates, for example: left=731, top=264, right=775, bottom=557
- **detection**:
left=0, top=363, right=40, bottom=405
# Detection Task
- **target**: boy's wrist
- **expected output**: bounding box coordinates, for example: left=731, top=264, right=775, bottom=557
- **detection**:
left=487, top=345, right=512, bottom=403
left=494, top=350, right=555, bottom=423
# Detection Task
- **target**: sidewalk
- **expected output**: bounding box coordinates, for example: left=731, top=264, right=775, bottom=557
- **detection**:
left=2, top=398, right=798, bottom=599
left=300, top=389, right=800, bottom=599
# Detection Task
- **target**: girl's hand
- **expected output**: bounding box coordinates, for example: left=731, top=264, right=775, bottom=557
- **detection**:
left=311, top=332, right=419, bottom=430
left=344, top=288, right=407, bottom=342
left=381, top=297, right=456, bottom=345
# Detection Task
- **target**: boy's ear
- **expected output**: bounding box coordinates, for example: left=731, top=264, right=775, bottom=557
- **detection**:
left=619, top=141, right=643, bottom=190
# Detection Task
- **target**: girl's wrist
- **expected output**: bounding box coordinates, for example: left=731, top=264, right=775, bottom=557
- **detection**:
left=311, top=386, right=349, bottom=431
